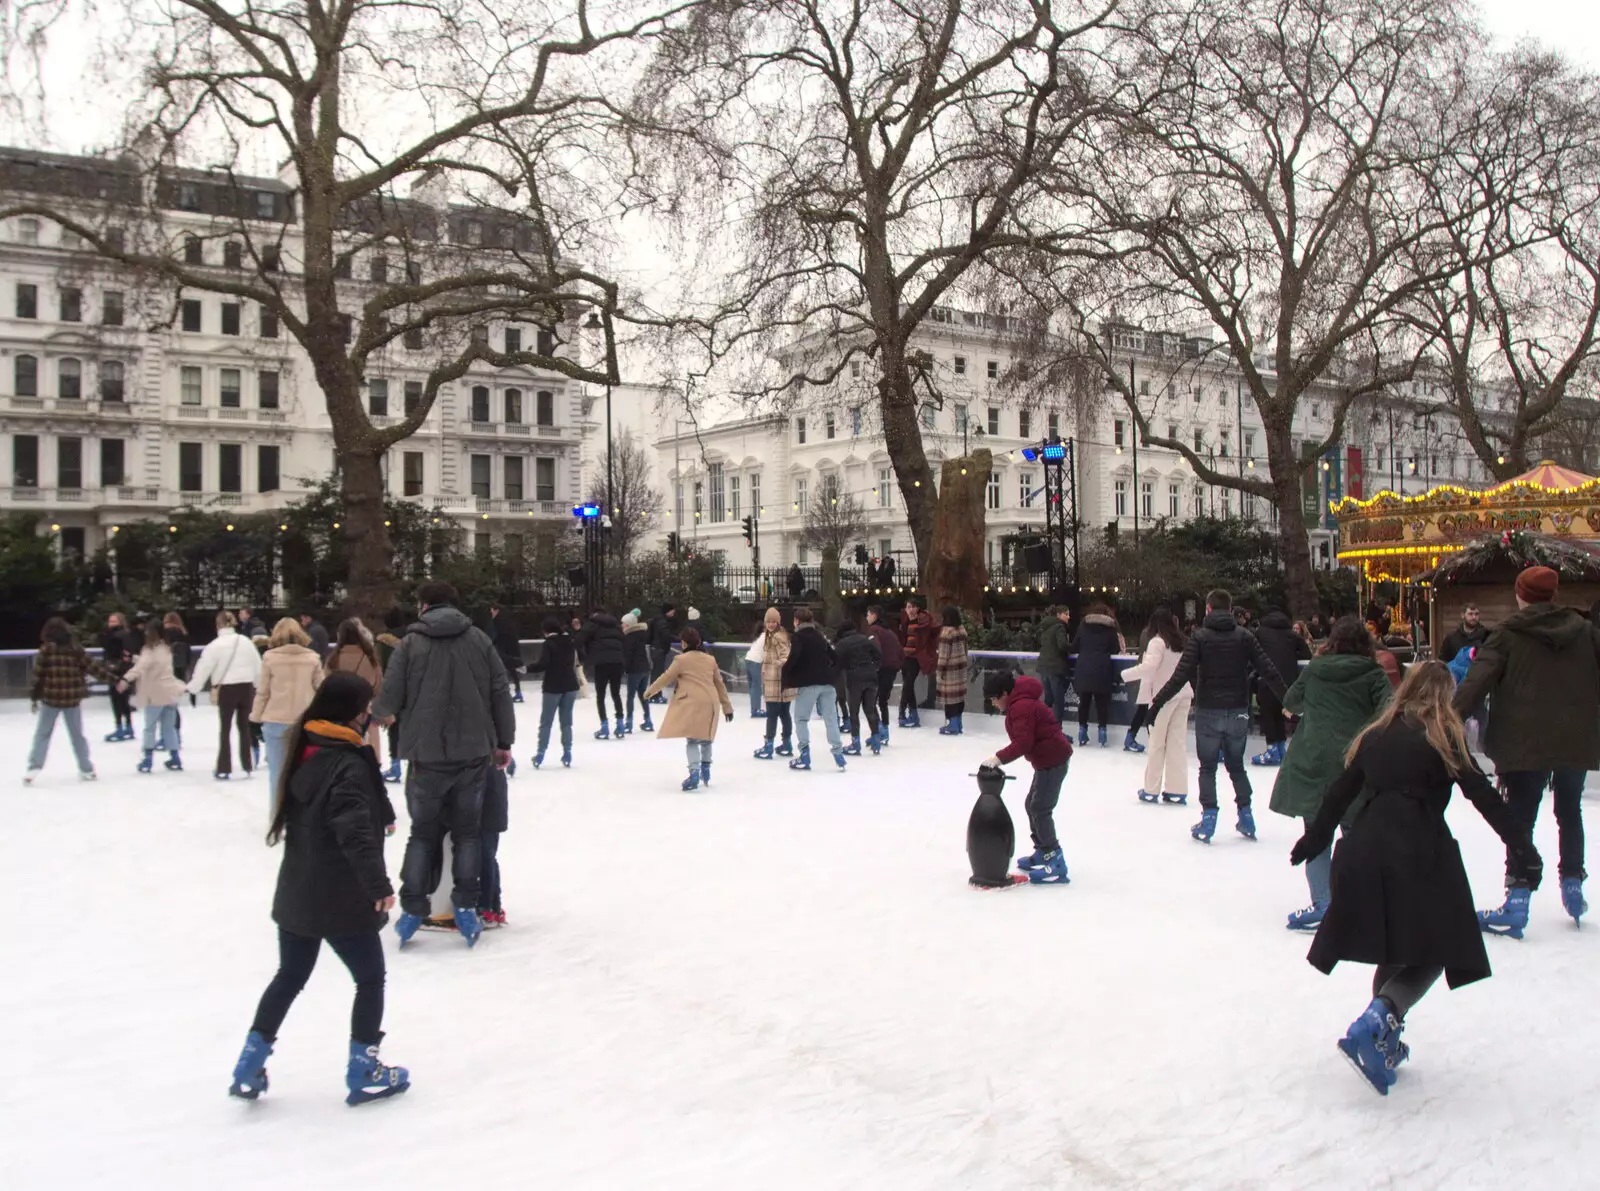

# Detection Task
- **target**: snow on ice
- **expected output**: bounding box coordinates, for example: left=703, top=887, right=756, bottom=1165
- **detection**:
left=1, top=696, right=1596, bottom=1190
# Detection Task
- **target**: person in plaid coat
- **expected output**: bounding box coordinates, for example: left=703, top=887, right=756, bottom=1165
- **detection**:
left=935, top=606, right=970, bottom=735
left=754, top=607, right=797, bottom=759
left=27, top=617, right=117, bottom=783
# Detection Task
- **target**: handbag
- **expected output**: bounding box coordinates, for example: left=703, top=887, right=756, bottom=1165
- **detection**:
left=206, top=634, right=246, bottom=705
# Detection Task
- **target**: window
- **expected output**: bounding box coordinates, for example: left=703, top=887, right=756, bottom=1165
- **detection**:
left=954, top=355, right=967, bottom=376
left=1243, top=491, right=1256, bottom=520
left=259, top=370, right=279, bottom=410
left=471, top=386, right=490, bottom=423
left=100, top=439, right=124, bottom=487
left=730, top=474, right=741, bottom=519
left=1114, top=419, right=1125, bottom=448
left=260, top=306, right=279, bottom=338
left=1141, top=480, right=1153, bottom=518
left=258, top=445, right=280, bottom=493
left=403, top=327, right=423, bottom=350
left=16, top=282, right=36, bottom=318
left=180, top=366, right=202, bottom=405
left=850, top=360, right=862, bottom=379
left=333, top=256, right=352, bottom=280
left=57, top=437, right=82, bottom=489
left=535, top=390, right=554, bottom=426
left=1048, top=411, right=1060, bottom=438
left=179, top=442, right=202, bottom=492
left=223, top=241, right=242, bottom=269
left=921, top=404, right=936, bottom=430
left=822, top=472, right=839, bottom=503
left=180, top=300, right=201, bottom=332
left=693, top=480, right=704, bottom=520
left=1219, top=430, right=1230, bottom=458
left=217, top=303, right=239, bottom=336
left=982, top=406, right=997, bottom=436
left=1244, top=431, right=1255, bottom=459
left=1019, top=410, right=1032, bottom=439
left=750, top=471, right=761, bottom=514
left=406, top=261, right=422, bottom=284
left=1115, top=478, right=1127, bottom=517
left=504, top=456, right=523, bottom=500
left=986, top=471, right=1001, bottom=510
left=537, top=327, right=557, bottom=356
left=404, top=380, right=421, bottom=415
left=825, top=412, right=836, bottom=440
left=1019, top=471, right=1035, bottom=508
left=220, top=369, right=241, bottom=408
left=475, top=532, right=491, bottom=556
left=1192, top=386, right=1202, bottom=405
left=466, top=220, right=484, bottom=245
left=1220, top=490, right=1231, bottom=518
left=103, top=290, right=124, bottom=326
left=260, top=245, right=280, bottom=273
left=504, top=388, right=522, bottom=424
left=536, top=457, right=556, bottom=502
left=60, top=287, right=81, bottom=322
left=100, top=361, right=125, bottom=402
left=878, top=467, right=893, bottom=508
left=255, top=192, right=276, bottom=219
left=14, top=354, right=37, bottom=396
left=851, top=405, right=862, bottom=436
left=1310, top=401, right=1321, bottom=420
left=369, top=254, right=388, bottom=284
left=183, top=235, right=202, bottom=264
left=105, top=227, right=125, bottom=253
left=987, top=360, right=1000, bottom=380
left=1169, top=483, right=1180, bottom=517
left=709, top=463, right=726, bottom=522
left=14, top=434, right=38, bottom=487
left=504, top=326, right=521, bottom=354
left=1193, top=484, right=1204, bottom=518
left=796, top=416, right=807, bottom=445
left=955, top=404, right=969, bottom=434
left=16, top=217, right=38, bottom=245
left=178, top=182, right=200, bottom=211
left=794, top=476, right=807, bottom=512
left=218, top=443, right=241, bottom=493
left=1192, top=427, right=1204, bottom=452
left=1139, top=378, right=1151, bottom=396
left=470, top=454, right=491, bottom=499
left=402, top=452, right=424, bottom=496
left=58, top=358, right=81, bottom=400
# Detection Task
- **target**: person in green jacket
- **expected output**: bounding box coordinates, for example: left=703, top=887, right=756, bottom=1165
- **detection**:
left=1270, top=615, right=1392, bottom=931
left=1036, top=607, right=1072, bottom=725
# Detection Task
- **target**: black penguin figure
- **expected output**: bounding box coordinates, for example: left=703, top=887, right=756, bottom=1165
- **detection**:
left=968, top=765, right=1025, bottom=888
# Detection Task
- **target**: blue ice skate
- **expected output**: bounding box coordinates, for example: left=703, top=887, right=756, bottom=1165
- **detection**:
left=831, top=747, right=848, bottom=770
left=700, top=762, right=712, bottom=786
left=532, top=752, right=544, bottom=769
left=1097, top=725, right=1108, bottom=748
left=682, top=766, right=702, bottom=791
left=1137, top=789, right=1161, bottom=804
left=775, top=741, right=794, bottom=758
left=789, top=747, right=812, bottom=771
left=1192, top=807, right=1218, bottom=843
left=753, top=740, right=775, bottom=760
left=137, top=750, right=154, bottom=774
left=1123, top=730, right=1145, bottom=753
left=1028, top=850, right=1070, bottom=885
left=1237, top=807, right=1257, bottom=840
left=594, top=721, right=610, bottom=741
left=867, top=729, right=883, bottom=755
left=1562, top=877, right=1588, bottom=925
left=1250, top=741, right=1285, bottom=767
left=939, top=714, right=963, bottom=736
left=1287, top=902, right=1328, bottom=931
left=164, top=752, right=183, bottom=771
left=1016, top=848, right=1049, bottom=871
left=382, top=758, right=402, bottom=783
left=1337, top=998, right=1407, bottom=1096
left=1162, top=791, right=1188, bottom=806
left=562, top=748, right=572, bottom=768
left=228, top=1030, right=273, bottom=1100
left=1078, top=726, right=1089, bottom=746
left=843, top=737, right=863, bottom=756
left=1478, top=887, right=1531, bottom=939
left=394, top=912, right=423, bottom=947
left=453, top=906, right=482, bottom=948
left=345, top=1039, right=409, bottom=1106
left=879, top=723, right=889, bottom=746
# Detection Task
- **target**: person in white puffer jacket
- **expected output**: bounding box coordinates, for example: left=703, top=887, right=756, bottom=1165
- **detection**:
left=1121, top=606, right=1190, bottom=807
left=185, top=611, right=264, bottom=780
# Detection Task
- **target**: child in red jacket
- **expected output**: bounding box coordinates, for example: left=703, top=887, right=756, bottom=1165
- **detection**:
left=982, top=672, right=1074, bottom=884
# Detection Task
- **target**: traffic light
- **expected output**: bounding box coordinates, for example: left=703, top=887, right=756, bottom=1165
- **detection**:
left=854, top=543, right=869, bottom=566
left=741, top=515, right=755, bottom=546
left=666, top=531, right=680, bottom=557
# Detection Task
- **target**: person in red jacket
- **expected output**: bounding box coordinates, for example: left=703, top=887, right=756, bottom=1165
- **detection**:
left=981, top=672, right=1074, bottom=885
left=898, top=599, right=937, bottom=726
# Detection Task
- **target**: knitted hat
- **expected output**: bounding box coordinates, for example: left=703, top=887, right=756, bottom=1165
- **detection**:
left=1516, top=566, right=1559, bottom=604
left=687, top=606, right=702, bottom=621
left=621, top=612, right=638, bottom=628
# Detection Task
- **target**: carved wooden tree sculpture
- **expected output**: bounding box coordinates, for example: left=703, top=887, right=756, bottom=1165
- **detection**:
left=924, top=450, right=992, bottom=613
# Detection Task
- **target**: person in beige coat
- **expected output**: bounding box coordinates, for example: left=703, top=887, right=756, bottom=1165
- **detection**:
left=643, top=627, right=733, bottom=790
left=755, top=607, right=797, bottom=759
left=251, top=618, right=325, bottom=797
left=1122, top=607, right=1190, bottom=807
left=119, top=622, right=189, bottom=772
left=325, top=618, right=385, bottom=752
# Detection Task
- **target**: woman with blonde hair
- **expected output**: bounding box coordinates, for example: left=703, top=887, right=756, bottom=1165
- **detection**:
left=325, top=618, right=384, bottom=752
left=753, top=607, right=796, bottom=759
left=1290, top=661, right=1542, bottom=1095
left=186, top=610, right=264, bottom=781
left=250, top=618, right=324, bottom=795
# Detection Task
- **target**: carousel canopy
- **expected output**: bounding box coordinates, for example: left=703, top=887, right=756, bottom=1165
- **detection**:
left=1415, top=530, right=1600, bottom=586
left=1503, top=461, right=1596, bottom=491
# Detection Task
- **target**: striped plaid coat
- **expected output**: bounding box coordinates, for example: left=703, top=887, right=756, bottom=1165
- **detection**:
left=936, top=626, right=970, bottom=705
left=760, top=629, right=797, bottom=704
left=32, top=642, right=115, bottom=709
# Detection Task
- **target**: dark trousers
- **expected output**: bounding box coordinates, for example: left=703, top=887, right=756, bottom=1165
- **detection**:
left=1372, top=964, right=1442, bottom=1020
left=594, top=663, right=624, bottom=721
left=399, top=758, right=488, bottom=915
left=876, top=666, right=897, bottom=727
left=1257, top=686, right=1288, bottom=745
left=920, top=664, right=938, bottom=709
left=1040, top=673, right=1070, bottom=724
left=215, top=682, right=254, bottom=775
left=251, top=927, right=385, bottom=1046
left=845, top=677, right=881, bottom=738
left=899, top=659, right=922, bottom=715
left=1077, top=690, right=1110, bottom=730
left=1026, top=760, right=1069, bottom=852
left=109, top=684, right=133, bottom=729
left=764, top=702, right=793, bottom=743
left=1194, top=706, right=1253, bottom=809
left=649, top=647, right=668, bottom=686
left=479, top=830, right=502, bottom=913
left=1126, top=703, right=1149, bottom=736
left=625, top=670, right=651, bottom=722
left=1502, top=769, right=1587, bottom=883
left=386, top=719, right=399, bottom=761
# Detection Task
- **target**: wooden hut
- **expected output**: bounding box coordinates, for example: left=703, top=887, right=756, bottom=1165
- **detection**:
left=1415, top=531, right=1600, bottom=642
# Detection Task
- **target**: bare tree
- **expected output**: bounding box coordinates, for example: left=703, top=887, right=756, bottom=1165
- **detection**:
left=802, top=486, right=866, bottom=624
left=640, top=0, right=1134, bottom=574
left=1037, top=0, right=1480, bottom=616
left=584, top=428, right=665, bottom=561
left=0, top=0, right=704, bottom=614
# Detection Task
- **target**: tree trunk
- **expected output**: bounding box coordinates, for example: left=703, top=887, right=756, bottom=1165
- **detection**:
left=923, top=450, right=992, bottom=614
left=879, top=366, right=938, bottom=569
left=820, top=545, right=844, bottom=627
left=1264, top=421, right=1319, bottom=620
left=339, top=447, right=396, bottom=619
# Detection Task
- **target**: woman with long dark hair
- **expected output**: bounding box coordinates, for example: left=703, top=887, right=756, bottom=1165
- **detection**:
left=935, top=606, right=970, bottom=735
left=326, top=618, right=383, bottom=752
left=26, top=617, right=115, bottom=783
left=228, top=671, right=408, bottom=1107
left=1123, top=607, right=1189, bottom=806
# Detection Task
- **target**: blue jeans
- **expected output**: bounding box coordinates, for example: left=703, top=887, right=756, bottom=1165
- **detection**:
left=1040, top=673, right=1070, bottom=723
left=744, top=661, right=765, bottom=716
left=625, top=671, right=651, bottom=723
left=1305, top=840, right=1333, bottom=905
left=261, top=721, right=291, bottom=799
left=793, top=685, right=843, bottom=753
left=537, top=690, right=577, bottom=757
left=685, top=739, right=713, bottom=765
left=28, top=703, right=92, bottom=773
left=142, top=705, right=180, bottom=753
left=1193, top=706, right=1253, bottom=809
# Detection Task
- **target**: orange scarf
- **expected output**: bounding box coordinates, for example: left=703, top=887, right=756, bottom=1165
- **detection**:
left=304, top=720, right=366, bottom=746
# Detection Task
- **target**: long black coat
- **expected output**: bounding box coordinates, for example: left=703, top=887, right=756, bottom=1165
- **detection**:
left=1301, top=718, right=1535, bottom=989
left=1254, top=611, right=1310, bottom=689
left=578, top=613, right=626, bottom=669
left=534, top=632, right=580, bottom=695
left=1071, top=615, right=1122, bottom=695
left=271, top=729, right=397, bottom=939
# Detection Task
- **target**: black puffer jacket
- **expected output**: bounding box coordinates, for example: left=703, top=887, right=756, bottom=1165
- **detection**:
left=834, top=624, right=882, bottom=682
left=781, top=624, right=838, bottom=688
left=578, top=612, right=626, bottom=669
left=1151, top=610, right=1286, bottom=712
left=1438, top=621, right=1489, bottom=664
left=1072, top=614, right=1123, bottom=695
left=534, top=631, right=580, bottom=695
left=1255, top=610, right=1311, bottom=688
left=648, top=612, right=677, bottom=654
left=621, top=622, right=651, bottom=673
left=271, top=728, right=396, bottom=938
left=164, top=626, right=192, bottom=682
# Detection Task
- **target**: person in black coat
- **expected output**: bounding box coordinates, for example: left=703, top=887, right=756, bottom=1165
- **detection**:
left=787, top=563, right=805, bottom=600
left=834, top=622, right=884, bottom=751
left=488, top=605, right=524, bottom=703
left=299, top=613, right=331, bottom=659
left=1437, top=603, right=1489, bottom=664
left=101, top=612, right=139, bottom=740
left=228, top=671, right=409, bottom=1105
left=531, top=616, right=581, bottom=767
left=577, top=610, right=627, bottom=734
left=1290, top=661, right=1541, bottom=1096
left=1071, top=604, right=1125, bottom=746
left=1252, top=609, right=1311, bottom=764
left=647, top=604, right=677, bottom=700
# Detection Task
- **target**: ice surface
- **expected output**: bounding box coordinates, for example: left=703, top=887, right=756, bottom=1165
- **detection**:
left=2, top=695, right=1596, bottom=1190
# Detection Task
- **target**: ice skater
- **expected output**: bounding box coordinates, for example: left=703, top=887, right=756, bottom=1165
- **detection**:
left=935, top=606, right=970, bottom=736
left=1071, top=602, right=1124, bottom=747
left=1122, top=606, right=1189, bottom=807
left=477, top=760, right=509, bottom=927
left=782, top=607, right=846, bottom=770
left=1289, top=661, right=1541, bottom=1096
left=981, top=672, right=1073, bottom=884
left=25, top=617, right=117, bottom=784
left=865, top=605, right=902, bottom=745
left=118, top=622, right=188, bottom=773
left=643, top=626, right=734, bottom=790
left=834, top=619, right=884, bottom=755
left=753, top=607, right=796, bottom=759
left=1270, top=616, right=1391, bottom=930
left=621, top=612, right=655, bottom=733
left=228, top=672, right=410, bottom=1107
left=531, top=615, right=580, bottom=768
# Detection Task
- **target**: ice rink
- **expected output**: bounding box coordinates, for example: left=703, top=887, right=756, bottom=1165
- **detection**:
left=3, top=693, right=1596, bottom=1190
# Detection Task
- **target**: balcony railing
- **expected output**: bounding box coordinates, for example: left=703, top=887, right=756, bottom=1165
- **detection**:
left=164, top=403, right=294, bottom=424
left=2, top=394, right=138, bottom=416
left=462, top=418, right=564, bottom=438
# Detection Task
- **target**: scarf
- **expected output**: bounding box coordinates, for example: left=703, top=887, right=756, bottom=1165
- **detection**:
left=303, top=720, right=366, bottom=746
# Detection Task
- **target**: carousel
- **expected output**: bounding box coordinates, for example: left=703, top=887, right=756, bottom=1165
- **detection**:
left=1330, top=461, right=1600, bottom=648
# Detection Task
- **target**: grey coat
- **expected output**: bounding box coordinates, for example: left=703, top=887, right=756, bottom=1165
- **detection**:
left=371, top=606, right=515, bottom=762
